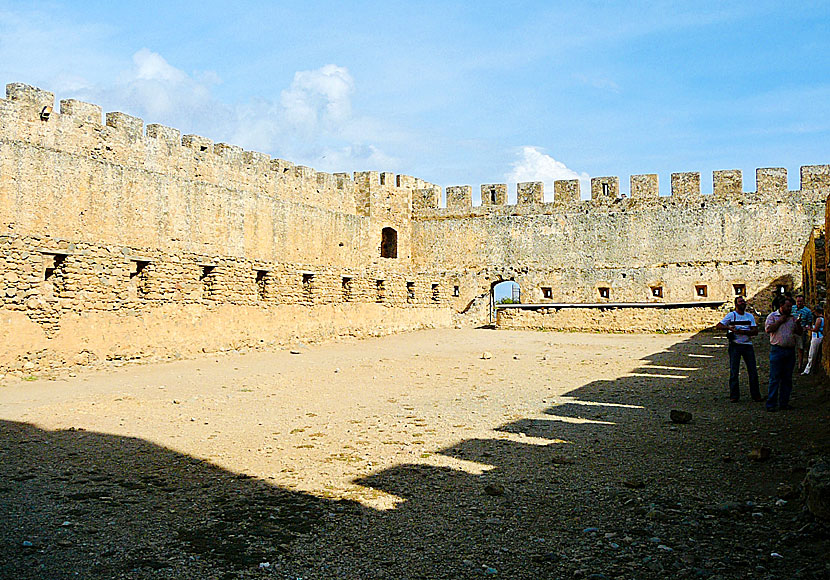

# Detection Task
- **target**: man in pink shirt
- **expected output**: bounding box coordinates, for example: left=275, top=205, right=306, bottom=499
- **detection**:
left=764, top=296, right=803, bottom=411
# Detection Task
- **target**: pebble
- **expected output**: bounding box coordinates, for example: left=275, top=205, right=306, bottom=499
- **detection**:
left=481, top=351, right=493, bottom=360
left=483, top=483, right=504, bottom=496
left=670, top=410, right=692, bottom=424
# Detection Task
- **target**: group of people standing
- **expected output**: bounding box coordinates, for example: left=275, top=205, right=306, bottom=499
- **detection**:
left=716, top=294, right=824, bottom=412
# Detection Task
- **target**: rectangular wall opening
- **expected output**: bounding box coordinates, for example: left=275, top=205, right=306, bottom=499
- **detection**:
left=431, top=283, right=440, bottom=302
left=541, top=286, right=552, bottom=299
left=734, top=284, right=747, bottom=296
left=43, top=253, right=67, bottom=281
left=42, top=252, right=68, bottom=296
left=302, top=273, right=314, bottom=302
left=453, top=285, right=460, bottom=297
left=598, top=287, right=610, bottom=299
left=651, top=286, right=663, bottom=298
left=130, top=259, right=151, bottom=298
left=376, top=280, right=385, bottom=303
left=406, top=281, right=415, bottom=303
left=695, top=284, right=708, bottom=297
left=200, top=265, right=216, bottom=299
left=256, top=270, right=269, bottom=301
left=342, top=276, right=352, bottom=301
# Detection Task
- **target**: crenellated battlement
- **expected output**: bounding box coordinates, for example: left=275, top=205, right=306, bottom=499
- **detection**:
left=0, top=81, right=827, bottom=372
left=0, top=83, right=440, bottom=220
left=413, top=164, right=830, bottom=215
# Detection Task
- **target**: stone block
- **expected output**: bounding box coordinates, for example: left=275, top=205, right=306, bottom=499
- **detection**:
left=182, top=134, right=213, bottom=152
left=413, top=187, right=440, bottom=210
left=214, top=143, right=243, bottom=160
left=801, top=165, right=830, bottom=191
left=59, top=99, right=102, bottom=125
left=630, top=174, right=658, bottom=199
left=146, top=124, right=181, bottom=145
left=591, top=176, right=619, bottom=201
left=480, top=184, right=507, bottom=205
left=713, top=169, right=743, bottom=198
left=517, top=181, right=543, bottom=204
left=756, top=167, right=787, bottom=195
left=554, top=179, right=580, bottom=204
left=106, top=112, right=144, bottom=141
left=671, top=172, right=700, bottom=199
left=6, top=83, right=54, bottom=109
left=446, top=186, right=472, bottom=209
left=397, top=174, right=417, bottom=189
left=272, top=158, right=295, bottom=173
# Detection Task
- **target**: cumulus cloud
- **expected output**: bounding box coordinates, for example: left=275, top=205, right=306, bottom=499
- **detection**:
left=280, top=64, right=355, bottom=134
left=506, top=146, right=590, bottom=200
left=66, top=51, right=396, bottom=175
left=110, top=49, right=221, bottom=122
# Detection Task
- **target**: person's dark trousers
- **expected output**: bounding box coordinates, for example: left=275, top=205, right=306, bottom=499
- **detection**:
left=767, top=345, right=795, bottom=409
left=728, top=342, right=760, bottom=400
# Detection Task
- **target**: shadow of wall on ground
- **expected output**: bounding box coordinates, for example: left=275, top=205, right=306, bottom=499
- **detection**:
left=346, top=326, right=829, bottom=579
left=0, top=419, right=363, bottom=579
left=3, top=327, right=828, bottom=579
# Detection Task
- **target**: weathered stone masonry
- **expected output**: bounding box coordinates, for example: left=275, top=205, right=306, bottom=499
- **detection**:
left=1, top=82, right=828, bottom=374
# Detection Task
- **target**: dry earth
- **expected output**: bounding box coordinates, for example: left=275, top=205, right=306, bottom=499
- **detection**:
left=1, top=328, right=828, bottom=579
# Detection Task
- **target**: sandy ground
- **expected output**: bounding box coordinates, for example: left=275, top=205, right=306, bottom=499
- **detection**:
left=1, top=328, right=828, bottom=579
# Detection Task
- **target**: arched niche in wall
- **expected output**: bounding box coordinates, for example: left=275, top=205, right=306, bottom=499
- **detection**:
left=381, top=227, right=397, bottom=258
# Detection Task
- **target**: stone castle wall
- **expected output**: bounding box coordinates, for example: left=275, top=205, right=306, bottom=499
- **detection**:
left=1, top=81, right=828, bottom=375
left=0, top=84, right=449, bottom=375
left=424, top=170, right=829, bottom=323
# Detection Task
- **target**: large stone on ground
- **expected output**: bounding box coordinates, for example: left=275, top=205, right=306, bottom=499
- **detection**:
left=803, top=457, right=830, bottom=520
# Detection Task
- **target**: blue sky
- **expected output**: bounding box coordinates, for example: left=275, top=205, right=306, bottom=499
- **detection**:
left=1, top=1, right=827, bottom=201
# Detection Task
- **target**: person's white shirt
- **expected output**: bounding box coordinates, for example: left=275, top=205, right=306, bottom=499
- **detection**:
left=719, top=311, right=757, bottom=345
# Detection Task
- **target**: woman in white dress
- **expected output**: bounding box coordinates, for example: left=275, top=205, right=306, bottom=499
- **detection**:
left=802, top=306, right=824, bottom=375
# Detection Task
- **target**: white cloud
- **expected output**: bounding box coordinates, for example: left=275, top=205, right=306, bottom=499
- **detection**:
left=280, top=64, right=355, bottom=134
left=63, top=52, right=395, bottom=175
left=506, top=146, right=591, bottom=200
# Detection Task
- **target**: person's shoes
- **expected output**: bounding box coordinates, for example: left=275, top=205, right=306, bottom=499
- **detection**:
left=800, top=370, right=809, bottom=375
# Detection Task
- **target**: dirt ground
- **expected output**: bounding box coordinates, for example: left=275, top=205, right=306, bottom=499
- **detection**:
left=1, top=328, right=828, bottom=579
